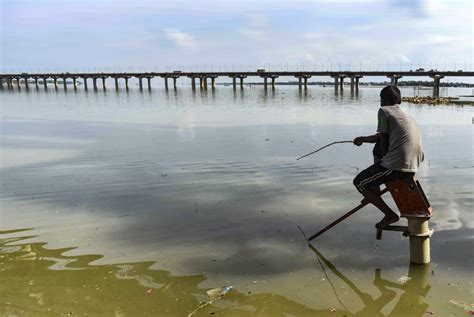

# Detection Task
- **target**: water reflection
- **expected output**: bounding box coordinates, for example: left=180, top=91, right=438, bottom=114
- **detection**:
left=0, top=86, right=472, bottom=316
left=308, top=244, right=431, bottom=316
left=1, top=229, right=434, bottom=316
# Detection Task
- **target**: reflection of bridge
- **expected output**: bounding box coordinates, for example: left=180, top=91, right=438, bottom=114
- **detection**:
left=1, top=71, right=473, bottom=97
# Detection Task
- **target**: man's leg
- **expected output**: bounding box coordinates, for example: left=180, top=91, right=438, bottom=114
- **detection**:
left=353, top=163, right=399, bottom=229
left=361, top=187, right=399, bottom=229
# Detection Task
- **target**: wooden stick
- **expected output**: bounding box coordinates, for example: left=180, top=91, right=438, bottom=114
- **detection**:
left=307, top=188, right=389, bottom=241
left=297, top=140, right=353, bottom=160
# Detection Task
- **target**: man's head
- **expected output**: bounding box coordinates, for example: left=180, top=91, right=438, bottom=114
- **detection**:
left=380, top=85, right=401, bottom=107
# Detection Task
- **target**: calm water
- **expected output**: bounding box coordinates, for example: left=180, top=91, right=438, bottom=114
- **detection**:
left=0, top=86, right=473, bottom=316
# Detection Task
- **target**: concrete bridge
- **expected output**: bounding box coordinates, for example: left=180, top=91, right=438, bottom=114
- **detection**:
left=1, top=71, right=473, bottom=97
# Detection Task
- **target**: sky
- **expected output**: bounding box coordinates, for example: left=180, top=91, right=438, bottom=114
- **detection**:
left=1, top=0, right=473, bottom=72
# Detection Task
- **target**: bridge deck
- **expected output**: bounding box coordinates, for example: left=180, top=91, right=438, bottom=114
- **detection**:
left=1, top=71, right=473, bottom=78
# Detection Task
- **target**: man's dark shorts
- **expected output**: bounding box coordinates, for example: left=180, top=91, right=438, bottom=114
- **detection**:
left=353, top=161, right=414, bottom=193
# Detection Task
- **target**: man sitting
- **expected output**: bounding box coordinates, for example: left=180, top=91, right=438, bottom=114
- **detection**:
left=353, top=85, right=424, bottom=229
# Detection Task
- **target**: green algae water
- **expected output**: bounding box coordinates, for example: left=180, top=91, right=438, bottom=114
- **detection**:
left=1, top=86, right=472, bottom=316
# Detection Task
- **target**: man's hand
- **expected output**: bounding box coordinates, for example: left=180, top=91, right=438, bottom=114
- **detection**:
left=353, top=137, right=364, bottom=146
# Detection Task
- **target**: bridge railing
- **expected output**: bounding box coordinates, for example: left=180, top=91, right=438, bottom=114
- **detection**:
left=1, top=62, right=473, bottom=74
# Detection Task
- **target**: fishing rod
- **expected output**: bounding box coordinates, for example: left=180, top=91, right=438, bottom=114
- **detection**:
left=296, top=140, right=353, bottom=160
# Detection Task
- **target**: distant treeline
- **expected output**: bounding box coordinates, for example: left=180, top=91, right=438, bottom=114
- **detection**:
left=229, top=81, right=474, bottom=87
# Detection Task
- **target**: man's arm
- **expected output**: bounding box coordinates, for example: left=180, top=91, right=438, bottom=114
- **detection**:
left=354, top=108, right=389, bottom=150
left=353, top=132, right=387, bottom=146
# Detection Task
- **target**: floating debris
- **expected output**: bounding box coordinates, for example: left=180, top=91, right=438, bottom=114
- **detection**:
left=206, top=286, right=232, bottom=300
left=397, top=275, right=412, bottom=284
left=402, top=96, right=474, bottom=105
left=188, top=286, right=233, bottom=317
left=449, top=299, right=474, bottom=311
left=145, top=288, right=153, bottom=295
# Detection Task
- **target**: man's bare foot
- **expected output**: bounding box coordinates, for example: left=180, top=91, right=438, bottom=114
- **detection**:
left=375, top=214, right=400, bottom=229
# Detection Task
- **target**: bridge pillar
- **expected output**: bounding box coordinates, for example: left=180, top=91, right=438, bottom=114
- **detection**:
left=333, top=77, right=339, bottom=90
left=339, top=76, right=345, bottom=90
left=114, top=77, right=119, bottom=90
left=83, top=77, right=88, bottom=91
left=10, top=78, right=15, bottom=90
left=162, top=77, right=168, bottom=90
left=53, top=77, right=58, bottom=90
left=263, top=77, right=268, bottom=89
left=125, top=77, right=130, bottom=90
left=210, top=76, right=217, bottom=89
left=147, top=77, right=152, bottom=90
left=387, top=75, right=403, bottom=86
left=430, top=75, right=444, bottom=98
left=138, top=77, right=143, bottom=90
left=295, top=75, right=311, bottom=90
left=271, top=77, right=276, bottom=89
left=73, top=78, right=77, bottom=90
left=232, top=77, right=236, bottom=89
left=355, top=76, right=362, bottom=90
left=203, top=77, right=208, bottom=90
left=92, top=78, right=98, bottom=90
left=16, top=78, right=21, bottom=90
left=101, top=77, right=106, bottom=90
left=63, top=77, right=67, bottom=90
left=34, top=77, right=39, bottom=89
left=239, top=76, right=246, bottom=89
left=43, top=77, right=48, bottom=90
left=0, top=78, right=3, bottom=89
left=24, top=77, right=29, bottom=90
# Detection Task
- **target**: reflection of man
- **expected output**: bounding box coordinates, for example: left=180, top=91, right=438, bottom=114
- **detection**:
left=352, top=85, right=424, bottom=229
left=310, top=244, right=431, bottom=317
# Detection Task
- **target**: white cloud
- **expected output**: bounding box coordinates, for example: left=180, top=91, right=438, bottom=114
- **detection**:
left=238, top=13, right=270, bottom=40
left=163, top=28, right=196, bottom=48
left=238, top=29, right=265, bottom=40
left=399, top=55, right=410, bottom=63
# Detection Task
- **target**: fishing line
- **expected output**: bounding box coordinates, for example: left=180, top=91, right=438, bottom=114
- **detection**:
left=297, top=225, right=349, bottom=311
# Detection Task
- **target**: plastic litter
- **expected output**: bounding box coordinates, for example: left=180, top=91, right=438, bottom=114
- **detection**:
left=188, top=286, right=233, bottom=317
left=206, top=286, right=232, bottom=300
left=449, top=299, right=474, bottom=311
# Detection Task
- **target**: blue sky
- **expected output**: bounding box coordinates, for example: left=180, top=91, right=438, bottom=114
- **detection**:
left=1, top=0, right=472, bottom=72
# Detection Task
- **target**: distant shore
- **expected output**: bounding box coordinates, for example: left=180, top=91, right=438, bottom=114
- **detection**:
left=219, top=81, right=474, bottom=88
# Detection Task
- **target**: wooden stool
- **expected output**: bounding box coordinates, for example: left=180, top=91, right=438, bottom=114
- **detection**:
left=378, top=177, right=434, bottom=264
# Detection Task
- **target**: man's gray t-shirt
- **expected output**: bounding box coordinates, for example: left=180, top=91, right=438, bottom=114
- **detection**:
left=377, top=105, right=424, bottom=172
